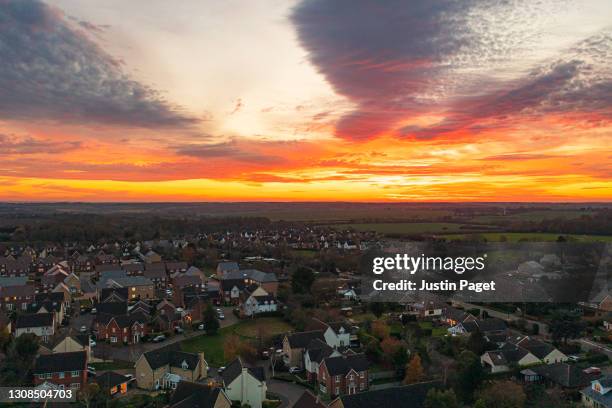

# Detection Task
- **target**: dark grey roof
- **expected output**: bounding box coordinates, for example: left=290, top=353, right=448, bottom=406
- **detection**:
left=143, top=345, right=200, bottom=370
left=222, top=358, right=265, bottom=385
left=221, top=279, right=246, bottom=292
left=306, top=339, right=334, bottom=364
left=323, top=354, right=369, bottom=376
left=16, top=312, right=53, bottom=328
left=169, top=381, right=222, bottom=408
left=532, top=363, right=599, bottom=388
left=94, top=371, right=129, bottom=390
left=286, top=330, right=325, bottom=349
left=337, top=381, right=441, bottom=408
left=33, top=351, right=86, bottom=374
left=223, top=269, right=277, bottom=283
left=95, top=301, right=127, bottom=316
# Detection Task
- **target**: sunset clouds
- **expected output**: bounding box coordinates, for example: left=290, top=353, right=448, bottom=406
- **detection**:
left=0, top=0, right=610, bottom=201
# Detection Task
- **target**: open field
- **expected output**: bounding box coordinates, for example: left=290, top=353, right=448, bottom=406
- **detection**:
left=469, top=209, right=596, bottom=224
left=440, top=232, right=612, bottom=242
left=333, top=222, right=485, bottom=235
left=180, top=317, right=291, bottom=366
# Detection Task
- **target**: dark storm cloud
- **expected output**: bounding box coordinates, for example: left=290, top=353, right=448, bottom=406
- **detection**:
left=292, top=0, right=611, bottom=141
left=0, top=0, right=198, bottom=128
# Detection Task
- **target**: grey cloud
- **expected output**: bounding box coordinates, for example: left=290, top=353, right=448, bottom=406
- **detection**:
left=0, top=0, right=198, bottom=128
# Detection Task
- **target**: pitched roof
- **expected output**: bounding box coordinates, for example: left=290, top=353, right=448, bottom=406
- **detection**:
left=222, top=357, right=265, bottom=385
left=143, top=345, right=200, bottom=370
left=335, top=381, right=441, bottom=408
left=169, top=381, right=223, bottom=408
left=322, top=354, right=369, bottom=376
left=531, top=363, right=599, bottom=388
left=94, top=371, right=129, bottom=390
left=33, top=351, right=87, bottom=374
left=16, top=312, right=54, bottom=328
left=305, top=339, right=334, bottom=364
left=286, top=330, right=325, bottom=349
left=293, top=390, right=328, bottom=408
left=223, top=269, right=277, bottom=283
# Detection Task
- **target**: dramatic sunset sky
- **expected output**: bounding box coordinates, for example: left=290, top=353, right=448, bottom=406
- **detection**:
left=0, top=0, right=611, bottom=201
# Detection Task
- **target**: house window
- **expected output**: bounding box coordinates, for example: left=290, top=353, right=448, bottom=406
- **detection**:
left=111, top=336, right=117, bottom=343
left=360, top=372, right=364, bottom=378
left=59, top=372, right=65, bottom=379
left=71, top=371, right=79, bottom=377
left=38, top=374, right=45, bottom=380
left=45, top=373, right=52, bottom=379
left=336, top=375, right=341, bottom=382
left=71, top=383, right=80, bottom=389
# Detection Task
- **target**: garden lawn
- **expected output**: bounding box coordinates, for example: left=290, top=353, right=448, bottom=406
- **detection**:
left=180, top=317, right=292, bottom=366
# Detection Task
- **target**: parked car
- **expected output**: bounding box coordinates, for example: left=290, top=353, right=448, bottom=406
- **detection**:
left=289, top=367, right=303, bottom=374
left=90, top=308, right=97, bottom=315
left=218, top=366, right=226, bottom=374
left=262, top=350, right=270, bottom=359
left=218, top=313, right=225, bottom=320
left=89, top=338, right=97, bottom=347
left=152, top=335, right=166, bottom=343
left=568, top=355, right=580, bottom=362
left=197, top=323, right=205, bottom=331
left=79, top=325, right=88, bottom=333
left=124, top=374, right=135, bottom=382
left=175, top=327, right=184, bottom=334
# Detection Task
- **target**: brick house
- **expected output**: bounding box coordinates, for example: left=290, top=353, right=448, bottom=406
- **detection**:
left=94, top=313, right=148, bottom=344
left=318, top=354, right=369, bottom=397
left=33, top=351, right=88, bottom=390
left=0, top=284, right=35, bottom=312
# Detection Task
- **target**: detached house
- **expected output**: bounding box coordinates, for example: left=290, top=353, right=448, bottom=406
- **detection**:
left=33, top=351, right=88, bottom=390
left=94, top=312, right=148, bottom=345
left=318, top=354, right=369, bottom=397
left=328, top=381, right=441, bottom=408
left=222, top=357, right=267, bottom=408
left=15, top=313, right=55, bottom=342
left=481, top=336, right=567, bottom=373
left=448, top=317, right=507, bottom=337
left=135, top=346, right=207, bottom=390
left=304, top=338, right=340, bottom=381
left=581, top=376, right=612, bottom=408
left=310, top=318, right=352, bottom=348
left=241, top=286, right=277, bottom=317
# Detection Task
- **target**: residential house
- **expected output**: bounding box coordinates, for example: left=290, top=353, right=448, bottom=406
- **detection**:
left=222, top=269, right=278, bottom=296
left=173, top=274, right=202, bottom=291
left=581, top=376, right=612, bottom=408
left=441, top=306, right=477, bottom=327
left=142, top=250, right=162, bottom=264
left=122, top=262, right=144, bottom=276
left=101, top=276, right=155, bottom=300
left=32, top=292, right=66, bottom=322
left=94, top=312, right=148, bottom=345
left=0, top=283, right=35, bottom=311
left=521, top=362, right=602, bottom=392
left=135, top=346, right=207, bottom=390
left=221, top=279, right=246, bottom=305
left=448, top=317, right=507, bottom=336
left=283, top=330, right=325, bottom=368
left=309, top=318, right=352, bottom=348
left=241, top=286, right=277, bottom=317
left=166, top=261, right=188, bottom=275
left=15, top=313, right=55, bottom=342
left=318, top=354, right=369, bottom=397
left=222, top=357, right=267, bottom=408
left=328, top=381, right=441, bottom=408
left=304, top=339, right=340, bottom=381
left=169, top=381, right=231, bottom=408
left=32, top=351, right=88, bottom=390
left=144, top=262, right=168, bottom=289
left=481, top=336, right=567, bottom=373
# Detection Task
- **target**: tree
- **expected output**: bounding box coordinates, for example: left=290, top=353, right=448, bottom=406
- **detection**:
left=291, top=266, right=315, bottom=294
left=223, top=335, right=257, bottom=364
left=203, top=304, right=220, bottom=334
left=380, top=337, right=408, bottom=368
left=454, top=351, right=485, bottom=403
left=404, top=354, right=425, bottom=384
left=369, top=302, right=386, bottom=317
left=467, top=330, right=487, bottom=355
left=476, top=381, right=526, bottom=408
left=371, top=320, right=390, bottom=340
left=550, top=310, right=585, bottom=345
left=424, top=389, right=459, bottom=408
left=78, top=383, right=101, bottom=408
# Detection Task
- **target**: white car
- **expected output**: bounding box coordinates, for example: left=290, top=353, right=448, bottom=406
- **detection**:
left=218, top=366, right=226, bottom=374
left=79, top=325, right=87, bottom=333
left=289, top=367, right=303, bottom=374
left=89, top=338, right=97, bottom=347
left=198, top=323, right=205, bottom=330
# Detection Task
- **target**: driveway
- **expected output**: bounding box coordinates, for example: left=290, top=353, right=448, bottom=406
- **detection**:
left=267, top=378, right=307, bottom=408
left=93, top=306, right=239, bottom=362
left=578, top=338, right=612, bottom=359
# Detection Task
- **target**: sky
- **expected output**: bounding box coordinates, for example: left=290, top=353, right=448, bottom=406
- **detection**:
left=0, top=0, right=611, bottom=202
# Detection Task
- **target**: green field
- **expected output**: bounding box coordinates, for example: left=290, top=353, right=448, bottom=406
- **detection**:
left=334, top=222, right=475, bottom=235
left=440, top=232, right=612, bottom=242
left=180, top=317, right=291, bottom=366
left=470, top=209, right=595, bottom=224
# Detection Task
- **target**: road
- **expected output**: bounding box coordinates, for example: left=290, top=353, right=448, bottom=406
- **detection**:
left=453, top=300, right=549, bottom=335
left=267, top=379, right=306, bottom=408
left=577, top=338, right=612, bottom=359
left=92, top=306, right=238, bottom=362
